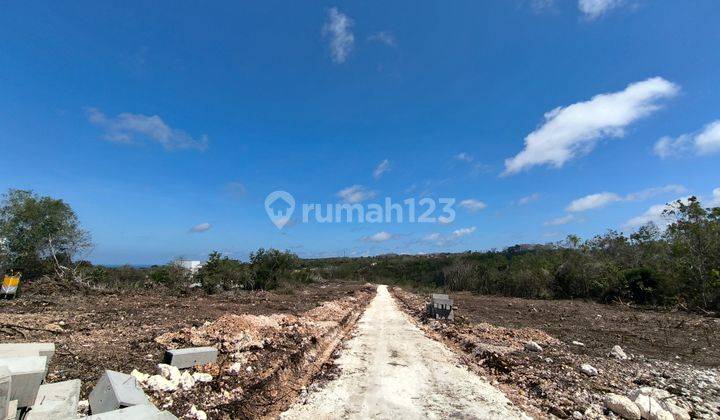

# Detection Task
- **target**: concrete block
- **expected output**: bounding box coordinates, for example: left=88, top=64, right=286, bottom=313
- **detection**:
left=89, top=370, right=149, bottom=414
left=0, top=357, right=47, bottom=408
left=66, top=404, right=178, bottom=419
left=25, top=379, right=81, bottom=419
left=163, top=347, right=217, bottom=369
left=0, top=367, right=10, bottom=420
left=0, top=344, right=54, bottom=366
left=5, top=400, right=17, bottom=420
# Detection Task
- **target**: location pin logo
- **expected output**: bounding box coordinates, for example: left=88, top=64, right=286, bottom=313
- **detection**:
left=265, top=191, right=295, bottom=230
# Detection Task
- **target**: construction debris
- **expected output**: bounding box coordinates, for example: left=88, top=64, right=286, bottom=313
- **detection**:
left=163, top=347, right=217, bottom=369
left=89, top=370, right=150, bottom=414
left=0, top=356, right=47, bottom=407
left=426, top=293, right=454, bottom=320
left=25, top=379, right=81, bottom=419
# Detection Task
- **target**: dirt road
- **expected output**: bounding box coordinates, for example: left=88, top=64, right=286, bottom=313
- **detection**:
left=281, top=285, right=528, bottom=419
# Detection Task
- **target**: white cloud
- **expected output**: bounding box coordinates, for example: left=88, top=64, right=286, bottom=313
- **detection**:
left=363, top=231, right=393, bottom=242
left=708, top=188, right=720, bottom=208
left=454, top=152, right=474, bottom=162
left=452, top=226, right=476, bottom=238
left=323, top=7, right=354, bottom=63
left=625, top=184, right=686, bottom=201
left=544, top=214, right=578, bottom=226
left=423, top=233, right=442, bottom=242
left=503, top=77, right=679, bottom=175
left=368, top=31, right=396, bottom=47
left=654, top=120, right=720, bottom=158
left=518, top=193, right=541, bottom=205
left=189, top=222, right=212, bottom=233
left=625, top=204, right=670, bottom=228
left=459, top=199, right=487, bottom=212
left=87, top=107, right=208, bottom=151
left=566, top=192, right=622, bottom=212
left=337, top=185, right=376, bottom=203
left=373, top=159, right=391, bottom=180
left=578, top=0, right=624, bottom=19
left=566, top=185, right=687, bottom=213
left=531, top=0, right=556, bottom=12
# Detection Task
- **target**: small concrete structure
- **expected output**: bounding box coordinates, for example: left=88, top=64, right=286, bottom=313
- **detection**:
left=25, top=379, right=81, bottom=419
left=0, top=344, right=55, bottom=366
left=163, top=347, right=217, bottom=369
left=89, top=370, right=149, bottom=414
left=0, top=356, right=47, bottom=408
left=427, top=293, right=454, bottom=320
left=67, top=404, right=178, bottom=419
left=0, top=366, right=10, bottom=419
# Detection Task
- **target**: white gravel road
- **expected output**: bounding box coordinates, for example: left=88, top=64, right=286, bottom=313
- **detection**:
left=281, top=285, right=529, bottom=419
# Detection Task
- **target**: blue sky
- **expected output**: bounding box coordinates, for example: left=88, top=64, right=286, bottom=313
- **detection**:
left=1, top=1, right=719, bottom=264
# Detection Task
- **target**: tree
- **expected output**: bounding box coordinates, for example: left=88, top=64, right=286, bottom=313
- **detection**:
left=249, top=248, right=299, bottom=290
left=0, top=189, right=91, bottom=279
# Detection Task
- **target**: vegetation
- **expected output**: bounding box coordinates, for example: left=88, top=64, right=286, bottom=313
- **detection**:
left=1, top=188, right=719, bottom=311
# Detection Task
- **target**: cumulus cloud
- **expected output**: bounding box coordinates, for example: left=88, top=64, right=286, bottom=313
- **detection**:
left=363, top=231, right=393, bottom=242
left=567, top=185, right=687, bottom=212
left=709, top=188, right=720, bottom=207
left=373, top=159, right=391, bottom=180
left=189, top=222, right=212, bottom=233
left=337, top=185, right=376, bottom=203
left=454, top=152, right=474, bottom=162
left=578, top=0, right=624, bottom=19
left=459, top=199, right=487, bottom=212
left=518, top=193, right=541, bottom=205
left=503, top=77, right=679, bottom=175
left=654, top=120, right=720, bottom=158
left=368, top=31, right=396, bottom=47
left=566, top=192, right=622, bottom=212
left=625, top=204, right=671, bottom=228
left=452, top=226, right=477, bottom=238
left=323, top=7, right=354, bottom=63
left=423, top=233, right=442, bottom=242
left=544, top=214, right=578, bottom=226
left=87, top=107, right=208, bottom=151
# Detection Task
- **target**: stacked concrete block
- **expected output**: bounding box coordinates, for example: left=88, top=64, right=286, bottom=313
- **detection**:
left=25, top=379, right=81, bottom=419
left=0, top=367, right=10, bottom=420
left=89, top=370, right=149, bottom=414
left=163, top=347, right=217, bottom=369
left=0, top=344, right=54, bottom=367
left=0, top=356, right=47, bottom=408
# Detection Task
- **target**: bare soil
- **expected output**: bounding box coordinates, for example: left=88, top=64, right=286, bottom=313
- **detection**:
left=0, top=280, right=372, bottom=418
left=391, top=288, right=720, bottom=419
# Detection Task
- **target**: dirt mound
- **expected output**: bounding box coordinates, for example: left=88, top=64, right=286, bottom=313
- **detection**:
left=141, top=285, right=376, bottom=419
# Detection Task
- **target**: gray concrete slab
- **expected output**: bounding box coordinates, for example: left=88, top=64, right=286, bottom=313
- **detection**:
left=163, top=347, right=217, bottom=369
left=64, top=404, right=178, bottom=419
left=5, top=400, right=17, bottom=420
left=89, top=370, right=149, bottom=414
left=25, top=379, right=81, bottom=419
left=0, top=357, right=47, bottom=408
left=0, top=344, right=54, bottom=366
left=0, top=367, right=10, bottom=420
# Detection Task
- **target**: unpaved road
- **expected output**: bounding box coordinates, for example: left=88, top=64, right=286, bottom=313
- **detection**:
left=281, top=285, right=528, bottom=419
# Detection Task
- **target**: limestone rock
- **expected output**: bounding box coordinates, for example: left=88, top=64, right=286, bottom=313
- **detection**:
left=580, top=364, right=598, bottom=376
left=604, top=393, right=641, bottom=419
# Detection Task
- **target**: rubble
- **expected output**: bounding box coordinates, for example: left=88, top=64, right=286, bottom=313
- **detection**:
left=609, top=345, right=628, bottom=360
left=604, top=393, right=641, bottom=419
left=580, top=363, right=598, bottom=376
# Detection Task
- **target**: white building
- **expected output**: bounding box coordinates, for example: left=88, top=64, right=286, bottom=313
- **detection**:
left=173, top=259, right=203, bottom=274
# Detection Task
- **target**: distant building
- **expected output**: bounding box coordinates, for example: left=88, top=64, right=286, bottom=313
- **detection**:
left=173, top=259, right=203, bottom=274
left=427, top=293, right=454, bottom=320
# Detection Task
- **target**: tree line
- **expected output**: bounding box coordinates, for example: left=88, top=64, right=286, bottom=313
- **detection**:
left=1, top=188, right=719, bottom=310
